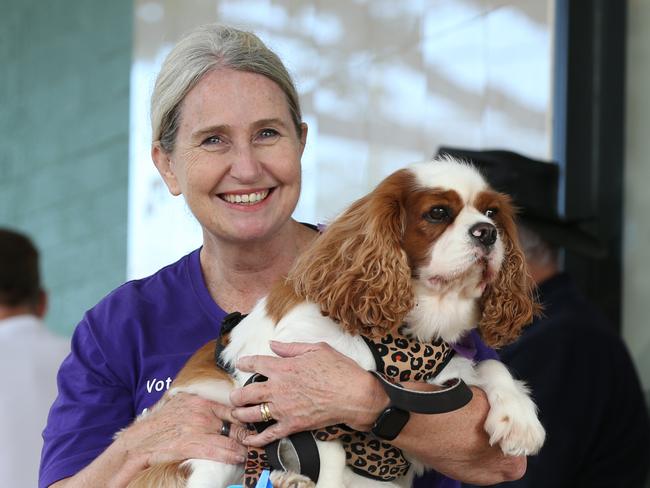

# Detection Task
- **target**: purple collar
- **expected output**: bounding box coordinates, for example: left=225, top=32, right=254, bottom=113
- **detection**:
left=451, top=331, right=479, bottom=359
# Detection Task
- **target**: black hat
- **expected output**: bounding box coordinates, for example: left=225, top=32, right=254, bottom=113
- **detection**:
left=436, top=147, right=606, bottom=258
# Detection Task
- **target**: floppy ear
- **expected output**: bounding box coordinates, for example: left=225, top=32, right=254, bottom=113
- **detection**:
left=288, top=170, right=415, bottom=338
left=479, top=204, right=542, bottom=348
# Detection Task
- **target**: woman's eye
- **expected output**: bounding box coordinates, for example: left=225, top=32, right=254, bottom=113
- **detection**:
left=258, top=128, right=279, bottom=140
left=424, top=206, right=449, bottom=223
left=485, top=208, right=498, bottom=219
left=202, top=135, right=222, bottom=146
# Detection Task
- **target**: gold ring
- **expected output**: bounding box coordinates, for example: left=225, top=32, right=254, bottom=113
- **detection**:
left=260, top=402, right=273, bottom=422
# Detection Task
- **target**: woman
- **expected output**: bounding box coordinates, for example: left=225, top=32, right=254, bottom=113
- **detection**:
left=40, top=24, right=525, bottom=488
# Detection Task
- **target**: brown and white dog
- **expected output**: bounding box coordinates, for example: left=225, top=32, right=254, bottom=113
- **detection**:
left=128, top=156, right=545, bottom=487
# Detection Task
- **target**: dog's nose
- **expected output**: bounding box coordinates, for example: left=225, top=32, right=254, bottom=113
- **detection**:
left=469, top=222, right=498, bottom=248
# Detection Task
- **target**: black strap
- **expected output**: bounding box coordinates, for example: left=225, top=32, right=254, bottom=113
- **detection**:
left=370, top=371, right=473, bottom=414
left=214, top=312, right=247, bottom=373
left=245, top=373, right=321, bottom=483
left=265, top=432, right=320, bottom=483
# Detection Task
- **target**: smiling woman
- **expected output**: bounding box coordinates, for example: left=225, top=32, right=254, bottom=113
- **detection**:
left=151, top=67, right=307, bottom=250
left=39, top=23, right=526, bottom=488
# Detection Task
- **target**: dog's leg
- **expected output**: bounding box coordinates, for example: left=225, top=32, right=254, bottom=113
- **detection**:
left=269, top=439, right=349, bottom=488
left=269, top=471, right=316, bottom=488
left=185, top=459, right=243, bottom=488
left=475, top=359, right=545, bottom=456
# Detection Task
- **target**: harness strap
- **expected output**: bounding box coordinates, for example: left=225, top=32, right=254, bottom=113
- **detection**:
left=215, top=314, right=473, bottom=485
left=243, top=373, right=321, bottom=485
left=215, top=311, right=247, bottom=374
left=370, top=371, right=473, bottom=414
left=266, top=432, right=321, bottom=482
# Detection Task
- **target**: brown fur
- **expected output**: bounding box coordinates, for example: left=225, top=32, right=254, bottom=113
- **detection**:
left=128, top=461, right=192, bottom=488
left=269, top=170, right=539, bottom=346
left=173, top=340, right=234, bottom=388
left=401, top=189, right=465, bottom=270
left=284, top=170, right=417, bottom=338
left=475, top=191, right=541, bottom=347
left=127, top=163, right=539, bottom=487
left=125, top=341, right=235, bottom=487
left=266, top=279, right=304, bottom=324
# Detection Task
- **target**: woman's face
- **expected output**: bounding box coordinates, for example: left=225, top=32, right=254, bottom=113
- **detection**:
left=153, top=68, right=307, bottom=244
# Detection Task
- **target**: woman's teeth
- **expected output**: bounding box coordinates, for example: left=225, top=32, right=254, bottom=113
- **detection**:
left=221, top=190, right=269, bottom=205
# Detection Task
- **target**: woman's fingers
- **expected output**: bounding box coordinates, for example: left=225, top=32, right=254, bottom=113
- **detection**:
left=241, top=422, right=290, bottom=448
left=146, top=432, right=247, bottom=465
left=229, top=381, right=271, bottom=407
left=231, top=402, right=276, bottom=424
left=123, top=392, right=249, bottom=466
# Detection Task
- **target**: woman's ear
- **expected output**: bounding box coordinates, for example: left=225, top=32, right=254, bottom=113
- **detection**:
left=298, top=122, right=308, bottom=155
left=152, top=142, right=182, bottom=196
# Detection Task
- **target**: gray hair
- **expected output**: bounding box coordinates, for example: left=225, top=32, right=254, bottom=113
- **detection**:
left=151, top=24, right=303, bottom=153
left=517, top=223, right=559, bottom=268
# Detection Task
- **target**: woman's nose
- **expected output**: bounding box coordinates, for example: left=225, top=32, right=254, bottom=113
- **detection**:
left=229, top=144, right=262, bottom=182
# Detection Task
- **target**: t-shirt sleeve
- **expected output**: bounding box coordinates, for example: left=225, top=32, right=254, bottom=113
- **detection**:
left=39, top=314, right=135, bottom=488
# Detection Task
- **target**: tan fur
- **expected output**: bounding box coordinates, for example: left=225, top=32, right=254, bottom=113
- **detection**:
left=125, top=340, right=234, bottom=488
left=478, top=199, right=541, bottom=347
left=285, top=170, right=416, bottom=338
left=266, top=279, right=304, bottom=324
left=127, top=162, right=540, bottom=487
left=172, top=340, right=233, bottom=388
left=128, top=461, right=192, bottom=488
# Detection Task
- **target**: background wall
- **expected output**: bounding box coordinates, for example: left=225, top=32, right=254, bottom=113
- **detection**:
left=0, top=0, right=132, bottom=335
left=624, top=0, right=650, bottom=404
left=1, top=0, right=648, bottom=411
left=128, top=0, right=555, bottom=279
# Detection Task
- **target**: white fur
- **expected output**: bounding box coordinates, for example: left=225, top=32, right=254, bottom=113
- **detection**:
left=173, top=158, right=544, bottom=487
left=434, top=357, right=545, bottom=456
left=410, top=158, right=487, bottom=202
left=475, top=360, right=546, bottom=456
left=169, top=379, right=235, bottom=405
left=184, top=459, right=242, bottom=488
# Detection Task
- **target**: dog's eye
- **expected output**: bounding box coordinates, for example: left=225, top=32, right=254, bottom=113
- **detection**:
left=424, top=206, right=450, bottom=223
left=485, top=208, right=498, bottom=219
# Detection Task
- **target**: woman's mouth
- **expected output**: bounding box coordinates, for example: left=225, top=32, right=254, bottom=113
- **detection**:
left=219, top=189, right=271, bottom=205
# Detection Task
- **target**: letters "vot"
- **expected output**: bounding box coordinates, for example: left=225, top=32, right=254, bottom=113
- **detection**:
left=146, top=377, right=173, bottom=393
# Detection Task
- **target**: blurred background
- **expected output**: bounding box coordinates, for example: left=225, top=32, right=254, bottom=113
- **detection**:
left=1, top=0, right=648, bottom=412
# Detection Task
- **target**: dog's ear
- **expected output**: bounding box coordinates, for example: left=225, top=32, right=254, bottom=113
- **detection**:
left=479, top=199, right=541, bottom=348
left=288, top=170, right=415, bottom=338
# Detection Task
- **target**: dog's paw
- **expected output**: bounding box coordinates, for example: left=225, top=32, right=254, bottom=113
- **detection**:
left=484, top=384, right=546, bottom=456
left=269, top=470, right=316, bottom=488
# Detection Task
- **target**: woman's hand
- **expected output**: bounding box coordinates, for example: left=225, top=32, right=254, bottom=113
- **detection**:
left=118, top=392, right=248, bottom=468
left=229, top=341, right=389, bottom=447
left=51, top=393, right=248, bottom=488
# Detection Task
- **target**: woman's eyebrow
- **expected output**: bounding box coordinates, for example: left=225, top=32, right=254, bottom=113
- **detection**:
left=251, top=118, right=290, bottom=130
left=191, top=118, right=289, bottom=141
left=191, top=124, right=231, bottom=141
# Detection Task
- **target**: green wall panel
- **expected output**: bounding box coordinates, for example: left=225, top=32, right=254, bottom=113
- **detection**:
left=0, top=0, right=133, bottom=335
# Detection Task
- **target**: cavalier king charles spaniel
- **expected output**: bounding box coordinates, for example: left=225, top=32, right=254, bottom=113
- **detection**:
left=128, top=156, right=545, bottom=488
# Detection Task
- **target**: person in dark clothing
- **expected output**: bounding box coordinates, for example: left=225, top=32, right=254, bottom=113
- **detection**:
left=437, top=147, right=650, bottom=488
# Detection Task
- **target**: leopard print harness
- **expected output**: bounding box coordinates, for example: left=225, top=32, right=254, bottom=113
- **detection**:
left=215, top=314, right=457, bottom=486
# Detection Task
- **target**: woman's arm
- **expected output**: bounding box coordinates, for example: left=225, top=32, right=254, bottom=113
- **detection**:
left=230, top=341, right=526, bottom=485
left=47, top=394, right=247, bottom=488
left=391, top=387, right=526, bottom=483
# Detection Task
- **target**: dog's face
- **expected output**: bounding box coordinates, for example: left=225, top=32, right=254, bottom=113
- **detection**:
left=402, top=161, right=512, bottom=301
left=288, top=156, right=538, bottom=346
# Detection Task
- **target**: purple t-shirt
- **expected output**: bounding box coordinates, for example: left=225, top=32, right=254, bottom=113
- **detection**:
left=40, top=248, right=496, bottom=488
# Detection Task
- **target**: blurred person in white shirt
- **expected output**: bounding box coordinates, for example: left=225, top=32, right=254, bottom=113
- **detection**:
left=0, top=228, right=69, bottom=487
